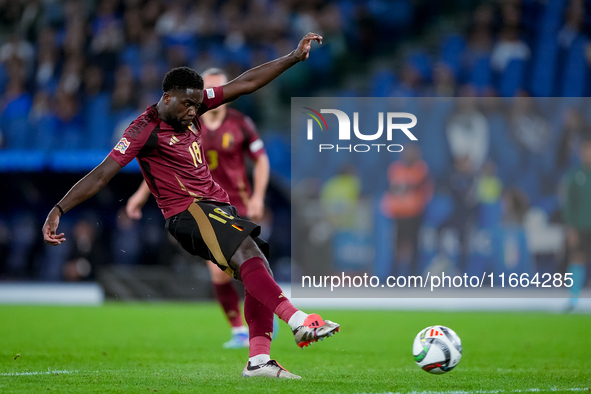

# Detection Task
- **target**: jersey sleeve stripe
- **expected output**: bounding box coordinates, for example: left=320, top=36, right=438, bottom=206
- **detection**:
left=249, top=139, right=264, bottom=153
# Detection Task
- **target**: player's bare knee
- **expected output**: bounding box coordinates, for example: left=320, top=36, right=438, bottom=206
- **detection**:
left=230, top=236, right=272, bottom=278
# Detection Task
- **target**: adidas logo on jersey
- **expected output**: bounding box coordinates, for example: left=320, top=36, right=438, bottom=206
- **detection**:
left=169, top=136, right=180, bottom=145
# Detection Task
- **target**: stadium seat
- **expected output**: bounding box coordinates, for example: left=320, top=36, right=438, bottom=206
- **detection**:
left=469, top=56, right=492, bottom=92
left=537, top=0, right=567, bottom=34
left=0, top=93, right=32, bottom=149
left=560, top=37, right=589, bottom=97
left=84, top=93, right=113, bottom=150
left=370, top=70, right=398, bottom=97
left=529, top=37, right=558, bottom=97
left=499, top=59, right=527, bottom=97
left=440, top=35, right=465, bottom=77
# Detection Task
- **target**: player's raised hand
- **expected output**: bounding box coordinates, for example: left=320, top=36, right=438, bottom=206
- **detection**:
left=294, top=32, right=323, bottom=61
left=42, top=208, right=66, bottom=246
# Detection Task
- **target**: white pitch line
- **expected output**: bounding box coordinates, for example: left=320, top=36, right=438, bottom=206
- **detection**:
left=359, top=388, right=590, bottom=394
left=0, top=370, right=79, bottom=377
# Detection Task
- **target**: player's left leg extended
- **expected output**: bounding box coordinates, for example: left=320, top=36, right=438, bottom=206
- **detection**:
left=231, top=237, right=340, bottom=350
left=207, top=260, right=248, bottom=349
left=234, top=238, right=338, bottom=378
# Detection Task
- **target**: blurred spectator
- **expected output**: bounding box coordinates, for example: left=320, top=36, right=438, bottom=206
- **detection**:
left=430, top=62, right=457, bottom=97
left=35, top=44, right=59, bottom=92
left=556, top=108, right=591, bottom=172
left=380, top=144, right=433, bottom=276
left=391, top=57, right=426, bottom=97
left=0, top=75, right=32, bottom=149
left=4, top=213, right=37, bottom=278
left=490, top=26, right=530, bottom=73
left=558, top=0, right=586, bottom=51
left=502, top=187, right=529, bottom=225
left=83, top=65, right=113, bottom=149
left=477, top=160, right=503, bottom=205
left=508, top=95, right=553, bottom=200
left=0, top=1, right=25, bottom=36
left=446, top=96, right=490, bottom=172
left=112, top=207, right=141, bottom=266
left=28, top=90, right=53, bottom=149
left=63, top=217, right=106, bottom=281
left=0, top=33, right=35, bottom=77
left=110, top=65, right=138, bottom=143
left=562, top=137, right=591, bottom=308
left=509, top=95, right=551, bottom=155
left=440, top=156, right=479, bottom=271
left=477, top=159, right=503, bottom=229
left=47, top=89, right=84, bottom=150
left=320, top=166, right=361, bottom=230
left=462, top=4, right=494, bottom=71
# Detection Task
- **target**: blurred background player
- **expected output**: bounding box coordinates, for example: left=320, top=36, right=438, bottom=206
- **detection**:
left=380, top=144, right=433, bottom=277
left=126, top=68, right=271, bottom=348
left=562, top=136, right=591, bottom=310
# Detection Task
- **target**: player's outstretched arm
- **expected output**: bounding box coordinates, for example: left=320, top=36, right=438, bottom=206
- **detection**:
left=42, top=156, right=122, bottom=245
left=247, top=153, right=270, bottom=223
left=126, top=180, right=151, bottom=220
left=221, top=32, right=322, bottom=103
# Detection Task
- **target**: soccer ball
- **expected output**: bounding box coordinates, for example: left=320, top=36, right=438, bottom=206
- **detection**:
left=412, top=325, right=462, bottom=374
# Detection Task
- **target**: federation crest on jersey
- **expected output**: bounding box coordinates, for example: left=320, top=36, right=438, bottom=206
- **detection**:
left=114, top=137, right=130, bottom=154
left=222, top=132, right=235, bottom=149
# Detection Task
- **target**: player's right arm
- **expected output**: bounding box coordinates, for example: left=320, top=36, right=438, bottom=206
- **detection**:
left=126, top=180, right=151, bottom=220
left=42, top=156, right=122, bottom=245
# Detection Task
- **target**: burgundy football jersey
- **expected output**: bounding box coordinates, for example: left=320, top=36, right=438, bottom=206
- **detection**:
left=109, top=86, right=229, bottom=219
left=201, top=108, right=266, bottom=216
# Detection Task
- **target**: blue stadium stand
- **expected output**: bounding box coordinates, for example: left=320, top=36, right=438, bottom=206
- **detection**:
left=370, top=70, right=397, bottom=97
left=469, top=56, right=492, bottom=93
left=332, top=230, right=375, bottom=273
left=560, top=37, right=589, bottom=97
left=529, top=36, right=558, bottom=97
left=499, top=58, right=527, bottom=97
left=440, top=35, right=465, bottom=79
left=0, top=93, right=32, bottom=149
left=373, top=196, right=395, bottom=280
left=490, top=226, right=532, bottom=286
left=0, top=150, right=46, bottom=172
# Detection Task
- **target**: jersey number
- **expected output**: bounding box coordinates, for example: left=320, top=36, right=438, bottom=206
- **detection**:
left=189, top=142, right=202, bottom=167
left=208, top=207, right=235, bottom=224
left=206, top=150, right=218, bottom=170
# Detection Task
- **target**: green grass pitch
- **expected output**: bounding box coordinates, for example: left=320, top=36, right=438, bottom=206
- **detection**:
left=0, top=303, right=589, bottom=393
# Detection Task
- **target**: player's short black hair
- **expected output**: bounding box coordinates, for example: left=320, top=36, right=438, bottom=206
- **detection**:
left=162, top=66, right=204, bottom=92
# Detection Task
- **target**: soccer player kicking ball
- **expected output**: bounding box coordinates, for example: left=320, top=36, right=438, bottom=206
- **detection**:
left=42, top=33, right=339, bottom=379
left=126, top=68, right=272, bottom=350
